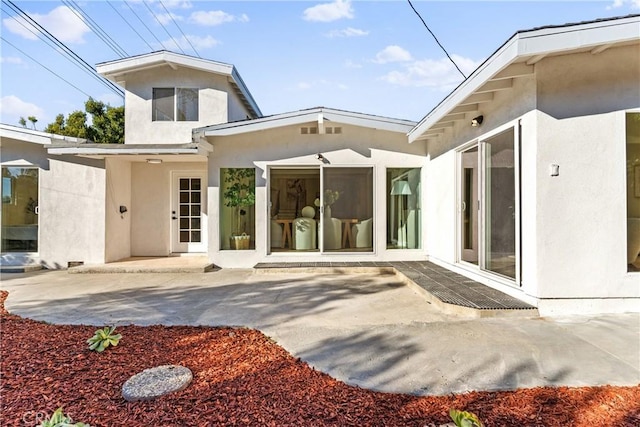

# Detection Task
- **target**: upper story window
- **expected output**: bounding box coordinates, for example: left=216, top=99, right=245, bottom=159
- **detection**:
left=152, top=88, right=199, bottom=122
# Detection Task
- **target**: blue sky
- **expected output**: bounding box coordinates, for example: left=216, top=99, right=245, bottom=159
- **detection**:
left=1, top=0, right=639, bottom=128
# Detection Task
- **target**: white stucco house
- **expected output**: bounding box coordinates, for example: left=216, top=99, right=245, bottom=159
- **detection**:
left=1, top=15, right=638, bottom=315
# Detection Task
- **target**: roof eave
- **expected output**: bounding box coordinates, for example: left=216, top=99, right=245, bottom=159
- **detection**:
left=199, top=107, right=416, bottom=137
left=408, top=15, right=640, bottom=143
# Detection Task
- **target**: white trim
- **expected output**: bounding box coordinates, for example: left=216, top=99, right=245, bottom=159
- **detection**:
left=198, top=107, right=416, bottom=137
left=408, top=15, right=640, bottom=143
left=170, top=170, right=208, bottom=254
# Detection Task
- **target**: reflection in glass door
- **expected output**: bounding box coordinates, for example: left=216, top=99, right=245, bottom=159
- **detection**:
left=483, top=129, right=516, bottom=279
left=458, top=128, right=517, bottom=281
left=460, top=147, right=478, bottom=264
left=322, top=167, right=374, bottom=252
left=1, top=167, right=39, bottom=252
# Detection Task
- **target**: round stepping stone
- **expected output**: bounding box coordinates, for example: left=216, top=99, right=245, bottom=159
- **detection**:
left=122, top=365, right=192, bottom=401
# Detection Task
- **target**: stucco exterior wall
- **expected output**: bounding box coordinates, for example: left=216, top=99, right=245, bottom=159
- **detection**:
left=1, top=139, right=106, bottom=268
left=422, top=44, right=640, bottom=312
left=533, top=45, right=640, bottom=306
left=207, top=124, right=426, bottom=268
left=122, top=66, right=232, bottom=144
left=105, top=158, right=131, bottom=262
left=130, top=161, right=207, bottom=256
left=228, top=87, right=251, bottom=122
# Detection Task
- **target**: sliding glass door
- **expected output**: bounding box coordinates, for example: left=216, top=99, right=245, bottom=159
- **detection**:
left=459, top=128, right=517, bottom=281
left=268, top=166, right=373, bottom=253
left=483, top=130, right=516, bottom=278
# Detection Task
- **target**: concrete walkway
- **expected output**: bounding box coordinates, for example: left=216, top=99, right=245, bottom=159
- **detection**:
left=1, top=269, right=638, bottom=396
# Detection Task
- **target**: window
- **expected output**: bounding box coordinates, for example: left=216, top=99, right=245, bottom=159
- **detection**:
left=387, top=168, right=421, bottom=249
left=1, top=167, right=38, bottom=252
left=220, top=168, right=256, bottom=250
left=152, top=88, right=199, bottom=122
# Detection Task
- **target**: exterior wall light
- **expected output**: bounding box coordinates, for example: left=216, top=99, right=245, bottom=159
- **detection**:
left=471, top=115, right=484, bottom=127
left=147, top=159, right=162, bottom=164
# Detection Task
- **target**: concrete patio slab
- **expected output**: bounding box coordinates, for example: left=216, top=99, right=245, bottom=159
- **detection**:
left=1, top=269, right=638, bottom=396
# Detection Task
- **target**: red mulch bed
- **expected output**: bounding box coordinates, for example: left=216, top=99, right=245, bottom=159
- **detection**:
left=1, top=290, right=638, bottom=427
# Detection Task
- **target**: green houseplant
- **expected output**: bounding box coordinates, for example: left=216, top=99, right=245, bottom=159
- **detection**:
left=223, top=168, right=255, bottom=250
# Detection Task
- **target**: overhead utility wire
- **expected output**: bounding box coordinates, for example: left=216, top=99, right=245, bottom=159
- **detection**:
left=142, top=0, right=185, bottom=54
left=106, top=0, right=154, bottom=51
left=123, top=0, right=167, bottom=50
left=1, top=36, right=92, bottom=98
left=159, top=0, right=199, bottom=57
left=2, top=0, right=123, bottom=97
left=64, top=0, right=128, bottom=58
left=406, top=0, right=466, bottom=79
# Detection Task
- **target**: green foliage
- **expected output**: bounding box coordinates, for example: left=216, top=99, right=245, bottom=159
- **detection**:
left=87, top=326, right=121, bottom=353
left=450, top=409, right=483, bottom=427
left=223, top=168, right=255, bottom=235
left=39, top=407, right=89, bottom=427
left=18, top=116, right=27, bottom=128
left=44, top=97, right=124, bottom=143
left=28, top=116, right=38, bottom=130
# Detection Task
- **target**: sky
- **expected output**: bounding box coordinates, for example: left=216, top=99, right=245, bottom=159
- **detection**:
left=1, top=0, right=639, bottom=129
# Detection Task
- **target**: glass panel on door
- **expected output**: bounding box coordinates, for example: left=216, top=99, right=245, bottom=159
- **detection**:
left=1, top=167, right=38, bottom=252
left=460, top=147, right=478, bottom=264
left=483, top=129, right=516, bottom=279
left=322, top=167, right=373, bottom=252
left=179, top=178, right=201, bottom=243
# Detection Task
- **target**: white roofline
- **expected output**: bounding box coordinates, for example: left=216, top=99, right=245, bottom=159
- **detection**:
left=408, top=15, right=640, bottom=142
left=96, top=51, right=262, bottom=118
left=197, top=107, right=417, bottom=137
left=47, top=141, right=212, bottom=157
left=0, top=124, right=89, bottom=145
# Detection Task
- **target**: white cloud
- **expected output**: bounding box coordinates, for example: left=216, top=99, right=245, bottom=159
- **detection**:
left=160, top=35, right=220, bottom=51
left=344, top=59, right=362, bottom=69
left=326, top=27, right=368, bottom=38
left=297, top=82, right=312, bottom=90
left=607, top=0, right=640, bottom=9
left=2, top=6, right=90, bottom=44
left=0, top=95, right=45, bottom=124
left=373, top=45, right=412, bottom=64
left=158, top=0, right=193, bottom=9
left=155, top=12, right=183, bottom=25
left=1, top=56, right=24, bottom=65
left=303, top=0, right=353, bottom=22
left=380, top=54, right=482, bottom=89
left=190, top=10, right=249, bottom=26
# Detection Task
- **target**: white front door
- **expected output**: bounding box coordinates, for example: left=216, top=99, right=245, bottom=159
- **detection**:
left=171, top=172, right=206, bottom=253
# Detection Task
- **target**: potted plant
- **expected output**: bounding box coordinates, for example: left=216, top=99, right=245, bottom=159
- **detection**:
left=223, top=168, right=255, bottom=250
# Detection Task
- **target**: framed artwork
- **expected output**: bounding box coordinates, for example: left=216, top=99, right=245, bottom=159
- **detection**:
left=636, top=166, right=640, bottom=198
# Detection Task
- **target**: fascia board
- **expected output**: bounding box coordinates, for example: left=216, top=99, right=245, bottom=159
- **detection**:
left=408, top=37, right=520, bottom=143
left=97, top=52, right=233, bottom=81
left=203, top=112, right=322, bottom=136
left=516, top=18, right=640, bottom=57
left=0, top=125, right=88, bottom=145
left=408, top=16, right=640, bottom=143
left=47, top=143, right=200, bottom=156
left=202, top=108, right=416, bottom=137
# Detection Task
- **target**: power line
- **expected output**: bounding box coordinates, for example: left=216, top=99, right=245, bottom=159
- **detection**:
left=1, top=36, right=92, bottom=98
left=2, top=1, right=123, bottom=97
left=123, top=0, right=167, bottom=50
left=64, top=0, right=128, bottom=58
left=142, top=0, right=185, bottom=54
left=406, top=0, right=466, bottom=79
left=159, top=0, right=199, bottom=57
left=107, top=0, right=154, bottom=51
